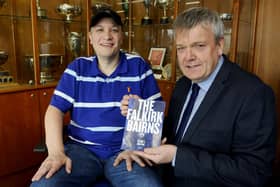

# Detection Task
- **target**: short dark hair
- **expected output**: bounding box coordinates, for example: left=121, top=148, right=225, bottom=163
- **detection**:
left=90, top=7, right=123, bottom=28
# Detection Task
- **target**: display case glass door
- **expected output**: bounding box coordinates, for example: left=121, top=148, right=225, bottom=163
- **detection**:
left=0, top=0, right=33, bottom=87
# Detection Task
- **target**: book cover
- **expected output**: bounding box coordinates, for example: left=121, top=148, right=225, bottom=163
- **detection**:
left=121, top=98, right=166, bottom=150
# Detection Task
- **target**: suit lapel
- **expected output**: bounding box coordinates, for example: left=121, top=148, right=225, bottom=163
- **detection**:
left=182, top=59, right=232, bottom=141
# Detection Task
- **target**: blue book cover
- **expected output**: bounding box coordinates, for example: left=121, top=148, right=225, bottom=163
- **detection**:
left=121, top=98, right=166, bottom=150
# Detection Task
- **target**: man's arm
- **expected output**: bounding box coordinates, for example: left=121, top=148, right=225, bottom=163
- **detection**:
left=32, top=105, right=71, bottom=181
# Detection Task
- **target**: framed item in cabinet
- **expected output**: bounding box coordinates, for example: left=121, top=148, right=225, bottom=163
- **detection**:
left=148, top=47, right=166, bottom=70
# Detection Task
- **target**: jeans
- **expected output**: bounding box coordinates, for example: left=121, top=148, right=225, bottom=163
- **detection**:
left=30, top=142, right=163, bottom=187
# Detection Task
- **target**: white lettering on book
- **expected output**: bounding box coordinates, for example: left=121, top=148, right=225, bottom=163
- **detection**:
left=126, top=100, right=163, bottom=134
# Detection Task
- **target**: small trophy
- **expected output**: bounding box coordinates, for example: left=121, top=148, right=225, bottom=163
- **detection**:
left=56, top=3, right=82, bottom=23
left=142, top=0, right=152, bottom=25
left=155, top=0, right=171, bottom=24
left=67, top=32, right=83, bottom=58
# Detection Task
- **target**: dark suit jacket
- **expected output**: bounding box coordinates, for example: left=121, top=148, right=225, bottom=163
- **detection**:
left=163, top=56, right=277, bottom=187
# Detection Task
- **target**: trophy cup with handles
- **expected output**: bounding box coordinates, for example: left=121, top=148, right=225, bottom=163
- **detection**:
left=155, top=0, right=172, bottom=24
left=142, top=0, right=153, bottom=25
left=56, top=3, right=82, bottom=23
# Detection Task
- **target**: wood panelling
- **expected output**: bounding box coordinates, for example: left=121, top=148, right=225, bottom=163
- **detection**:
left=157, top=80, right=175, bottom=115
left=0, top=88, right=53, bottom=185
left=253, top=0, right=280, bottom=182
left=0, top=91, right=43, bottom=176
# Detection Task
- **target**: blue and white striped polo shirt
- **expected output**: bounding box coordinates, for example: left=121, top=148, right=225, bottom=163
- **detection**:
left=50, top=52, right=162, bottom=159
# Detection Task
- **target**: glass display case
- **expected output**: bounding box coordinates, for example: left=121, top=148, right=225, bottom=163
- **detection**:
left=0, top=0, right=32, bottom=87
left=0, top=0, right=239, bottom=90
left=0, top=0, right=89, bottom=90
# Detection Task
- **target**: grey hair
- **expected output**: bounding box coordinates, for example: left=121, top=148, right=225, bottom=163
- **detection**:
left=173, top=7, right=224, bottom=44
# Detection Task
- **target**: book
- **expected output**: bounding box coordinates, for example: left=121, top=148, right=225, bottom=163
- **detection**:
left=121, top=98, right=166, bottom=150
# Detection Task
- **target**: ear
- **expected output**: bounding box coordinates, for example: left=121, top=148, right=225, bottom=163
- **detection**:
left=88, top=31, right=93, bottom=45
left=217, top=37, right=224, bottom=56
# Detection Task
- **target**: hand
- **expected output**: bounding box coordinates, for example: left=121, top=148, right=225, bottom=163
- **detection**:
left=134, top=144, right=177, bottom=164
left=113, top=150, right=153, bottom=171
left=120, top=94, right=140, bottom=116
left=31, top=152, right=72, bottom=181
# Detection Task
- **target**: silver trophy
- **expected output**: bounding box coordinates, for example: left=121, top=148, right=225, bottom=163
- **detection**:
left=155, top=0, right=172, bottom=24
left=67, top=32, right=83, bottom=58
left=142, top=0, right=152, bottom=25
left=56, top=3, right=82, bottom=22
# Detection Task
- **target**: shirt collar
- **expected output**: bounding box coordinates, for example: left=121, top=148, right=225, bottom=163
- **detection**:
left=91, top=51, right=128, bottom=77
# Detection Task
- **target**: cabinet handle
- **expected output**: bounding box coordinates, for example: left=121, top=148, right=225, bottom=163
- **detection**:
left=30, top=93, right=34, bottom=97
left=43, top=92, right=47, bottom=96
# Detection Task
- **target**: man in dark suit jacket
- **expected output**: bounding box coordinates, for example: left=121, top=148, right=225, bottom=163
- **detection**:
left=130, top=7, right=277, bottom=187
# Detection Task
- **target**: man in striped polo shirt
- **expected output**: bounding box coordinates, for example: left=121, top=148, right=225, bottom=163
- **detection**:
left=31, top=7, right=163, bottom=187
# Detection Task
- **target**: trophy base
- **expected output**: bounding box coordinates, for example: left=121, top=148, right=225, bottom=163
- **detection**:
left=141, top=18, right=152, bottom=25
left=160, top=17, right=169, bottom=24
